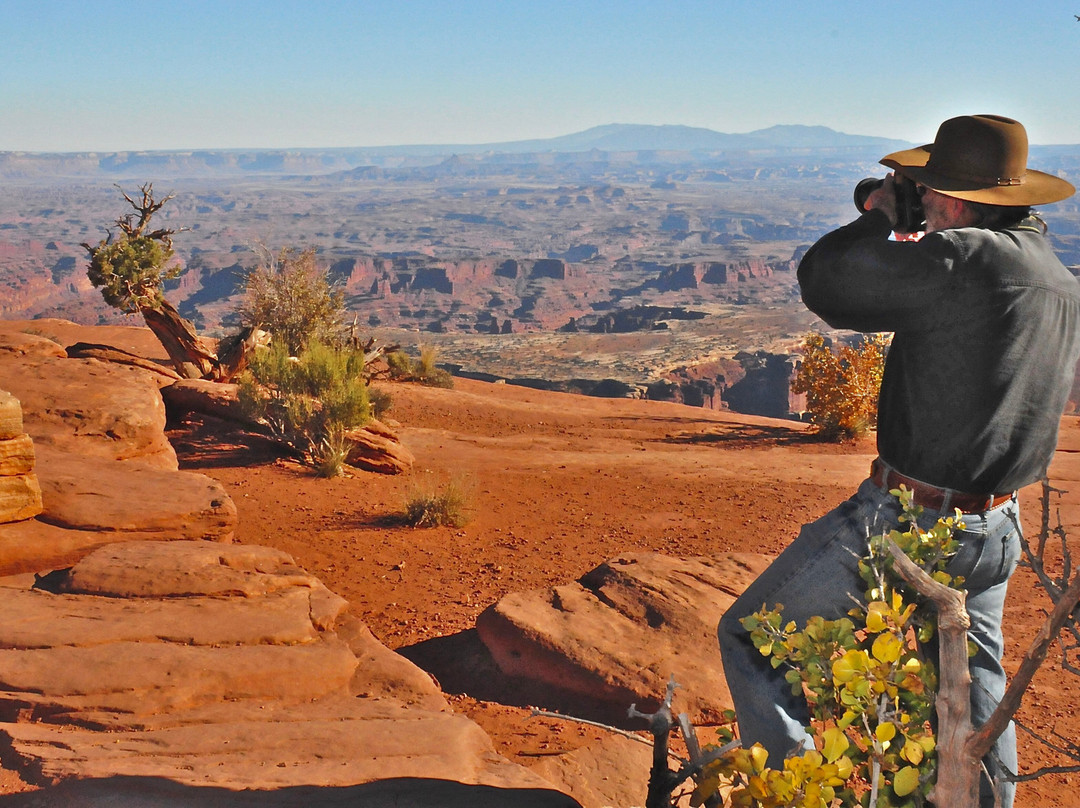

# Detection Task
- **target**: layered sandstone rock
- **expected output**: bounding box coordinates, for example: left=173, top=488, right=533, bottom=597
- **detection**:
left=0, top=350, right=178, bottom=470
left=0, top=322, right=239, bottom=575
left=477, top=551, right=772, bottom=723
left=0, top=541, right=575, bottom=806
left=0, top=391, right=42, bottom=523
left=344, top=418, right=415, bottom=474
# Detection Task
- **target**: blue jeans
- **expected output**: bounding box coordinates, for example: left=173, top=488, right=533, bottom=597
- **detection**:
left=718, top=477, right=1022, bottom=808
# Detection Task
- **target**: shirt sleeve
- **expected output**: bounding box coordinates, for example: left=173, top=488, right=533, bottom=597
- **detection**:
left=797, top=210, right=964, bottom=333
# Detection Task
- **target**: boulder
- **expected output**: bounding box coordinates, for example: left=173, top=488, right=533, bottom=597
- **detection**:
left=0, top=329, right=66, bottom=359
left=0, top=352, right=177, bottom=469
left=0, top=389, right=26, bottom=437
left=33, top=448, right=236, bottom=542
left=477, top=552, right=773, bottom=723
left=0, top=433, right=35, bottom=476
left=344, top=418, right=414, bottom=474
left=160, top=378, right=251, bottom=423
left=0, top=474, right=43, bottom=524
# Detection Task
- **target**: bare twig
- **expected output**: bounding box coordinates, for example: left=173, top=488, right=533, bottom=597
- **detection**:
left=969, top=569, right=1080, bottom=760
left=528, top=708, right=653, bottom=747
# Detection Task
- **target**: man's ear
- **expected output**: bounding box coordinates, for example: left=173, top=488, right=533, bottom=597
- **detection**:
left=951, top=196, right=980, bottom=228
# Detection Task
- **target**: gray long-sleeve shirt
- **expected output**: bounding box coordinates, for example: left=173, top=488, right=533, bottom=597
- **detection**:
left=798, top=209, right=1080, bottom=494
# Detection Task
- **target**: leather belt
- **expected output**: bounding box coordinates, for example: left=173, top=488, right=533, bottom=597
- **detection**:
left=870, top=459, right=1014, bottom=513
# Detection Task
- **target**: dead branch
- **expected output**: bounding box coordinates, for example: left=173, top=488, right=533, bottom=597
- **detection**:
left=969, top=569, right=1080, bottom=760
left=115, top=182, right=176, bottom=242
left=65, top=342, right=182, bottom=383
left=628, top=677, right=682, bottom=808
left=528, top=708, right=653, bottom=748
left=886, top=539, right=981, bottom=806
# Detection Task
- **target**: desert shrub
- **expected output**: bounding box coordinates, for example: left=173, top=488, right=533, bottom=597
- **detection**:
left=368, top=386, right=393, bottom=419
left=83, top=185, right=182, bottom=315
left=238, top=340, right=370, bottom=463
left=86, top=235, right=179, bottom=313
left=312, top=428, right=349, bottom=479
left=236, top=246, right=346, bottom=355
left=693, top=488, right=961, bottom=807
left=791, top=332, right=889, bottom=441
left=385, top=345, right=454, bottom=388
left=403, top=476, right=470, bottom=527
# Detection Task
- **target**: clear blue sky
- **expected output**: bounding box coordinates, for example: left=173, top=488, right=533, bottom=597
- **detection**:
left=3, top=0, right=1079, bottom=152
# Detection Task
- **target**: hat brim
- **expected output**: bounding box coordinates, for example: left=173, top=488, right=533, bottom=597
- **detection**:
left=881, top=145, right=1075, bottom=205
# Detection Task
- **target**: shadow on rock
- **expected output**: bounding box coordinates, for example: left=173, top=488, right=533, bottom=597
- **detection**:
left=0, top=775, right=582, bottom=807
left=167, top=413, right=292, bottom=469
left=662, top=422, right=822, bottom=449
left=399, top=629, right=650, bottom=729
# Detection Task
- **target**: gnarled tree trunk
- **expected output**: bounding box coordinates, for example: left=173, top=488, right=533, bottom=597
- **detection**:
left=140, top=299, right=218, bottom=380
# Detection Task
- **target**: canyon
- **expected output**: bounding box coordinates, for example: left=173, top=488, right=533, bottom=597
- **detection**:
left=3, top=126, right=1079, bottom=417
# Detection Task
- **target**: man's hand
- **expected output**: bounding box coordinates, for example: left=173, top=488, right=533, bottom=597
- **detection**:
left=865, top=172, right=899, bottom=228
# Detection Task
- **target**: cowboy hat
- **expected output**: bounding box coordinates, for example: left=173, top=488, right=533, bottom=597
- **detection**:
left=880, top=114, right=1075, bottom=205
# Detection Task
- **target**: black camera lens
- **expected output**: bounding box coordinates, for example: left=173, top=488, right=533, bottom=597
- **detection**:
left=854, top=178, right=883, bottom=213
left=853, top=176, right=926, bottom=233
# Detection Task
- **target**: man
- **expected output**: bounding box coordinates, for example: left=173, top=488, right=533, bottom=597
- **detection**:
left=718, top=114, right=1080, bottom=808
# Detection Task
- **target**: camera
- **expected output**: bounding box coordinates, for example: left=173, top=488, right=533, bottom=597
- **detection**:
left=854, top=175, right=925, bottom=233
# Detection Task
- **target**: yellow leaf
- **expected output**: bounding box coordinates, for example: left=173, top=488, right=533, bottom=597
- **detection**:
left=875, top=722, right=897, bottom=743
left=749, top=744, right=769, bottom=774
left=822, top=727, right=849, bottom=763
left=901, top=739, right=925, bottom=765
left=902, top=657, right=922, bottom=674
left=893, top=765, right=921, bottom=797
left=872, top=632, right=903, bottom=664
left=865, top=605, right=887, bottom=633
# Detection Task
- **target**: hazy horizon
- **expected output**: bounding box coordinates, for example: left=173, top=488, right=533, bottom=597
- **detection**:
left=5, top=1, right=1080, bottom=153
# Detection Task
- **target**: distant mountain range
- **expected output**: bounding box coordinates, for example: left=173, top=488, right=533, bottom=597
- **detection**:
left=4, top=123, right=1076, bottom=182
left=0, top=123, right=919, bottom=181
left=311, top=123, right=915, bottom=157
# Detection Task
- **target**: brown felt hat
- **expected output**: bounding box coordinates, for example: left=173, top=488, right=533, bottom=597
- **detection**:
left=880, top=114, right=1075, bottom=205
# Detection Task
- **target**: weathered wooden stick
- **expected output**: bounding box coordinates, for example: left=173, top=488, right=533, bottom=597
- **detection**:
left=887, top=539, right=980, bottom=807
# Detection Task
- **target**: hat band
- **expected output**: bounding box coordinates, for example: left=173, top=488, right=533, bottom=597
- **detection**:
left=930, top=164, right=1026, bottom=187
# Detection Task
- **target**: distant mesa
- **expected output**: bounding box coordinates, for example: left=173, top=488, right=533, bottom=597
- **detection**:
left=0, top=123, right=916, bottom=179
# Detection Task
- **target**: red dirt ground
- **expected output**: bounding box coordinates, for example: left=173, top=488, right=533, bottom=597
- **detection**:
left=7, top=372, right=1080, bottom=804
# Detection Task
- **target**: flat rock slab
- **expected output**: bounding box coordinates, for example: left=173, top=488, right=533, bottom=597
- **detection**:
left=0, top=352, right=177, bottom=470
left=0, top=541, right=574, bottom=804
left=57, top=540, right=330, bottom=600
left=477, top=551, right=773, bottom=723
left=34, top=448, right=236, bottom=541
left=3, top=699, right=565, bottom=793
left=527, top=731, right=654, bottom=808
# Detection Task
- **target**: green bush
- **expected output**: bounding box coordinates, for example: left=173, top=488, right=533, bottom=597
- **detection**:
left=86, top=235, right=180, bottom=313
left=386, top=344, right=454, bottom=388
left=312, top=428, right=349, bottom=479
left=238, top=340, right=370, bottom=463
left=236, top=246, right=346, bottom=354
left=403, top=476, right=470, bottom=528
left=368, top=386, right=393, bottom=419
